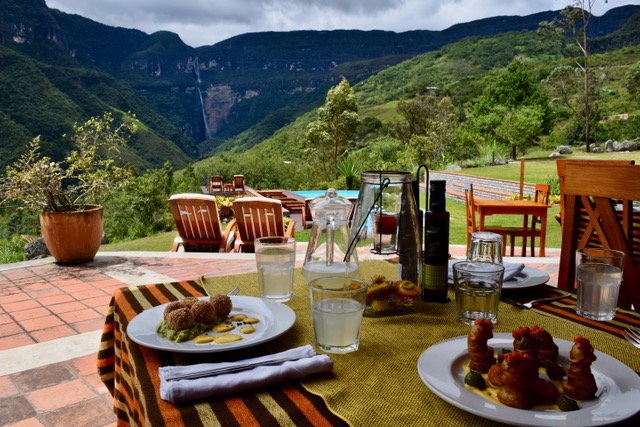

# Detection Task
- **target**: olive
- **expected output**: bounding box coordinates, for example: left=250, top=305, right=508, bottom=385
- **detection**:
left=464, top=370, right=487, bottom=390
left=556, top=394, right=579, bottom=412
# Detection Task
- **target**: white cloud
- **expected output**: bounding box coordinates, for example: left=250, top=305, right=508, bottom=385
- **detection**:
left=45, top=0, right=639, bottom=47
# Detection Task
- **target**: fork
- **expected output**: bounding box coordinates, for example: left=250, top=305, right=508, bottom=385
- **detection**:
left=622, top=326, right=640, bottom=349
left=227, top=287, right=240, bottom=296
left=503, top=293, right=571, bottom=309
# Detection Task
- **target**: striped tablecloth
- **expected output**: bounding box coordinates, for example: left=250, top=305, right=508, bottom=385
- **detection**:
left=97, top=261, right=640, bottom=426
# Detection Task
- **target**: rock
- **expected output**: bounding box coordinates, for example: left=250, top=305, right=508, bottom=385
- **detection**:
left=556, top=145, right=573, bottom=154
left=24, top=237, right=51, bottom=260
left=613, top=140, right=640, bottom=152
left=549, top=152, right=560, bottom=157
left=101, top=231, right=109, bottom=244
left=605, top=140, right=614, bottom=152
left=592, top=146, right=604, bottom=153
left=446, top=165, right=462, bottom=171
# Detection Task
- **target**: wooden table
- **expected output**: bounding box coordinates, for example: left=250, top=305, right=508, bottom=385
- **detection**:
left=98, top=262, right=640, bottom=426
left=474, top=199, right=550, bottom=257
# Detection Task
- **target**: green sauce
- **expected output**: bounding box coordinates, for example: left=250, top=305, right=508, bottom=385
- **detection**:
left=156, top=320, right=212, bottom=343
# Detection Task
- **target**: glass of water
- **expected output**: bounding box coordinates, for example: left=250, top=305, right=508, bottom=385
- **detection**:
left=467, top=231, right=503, bottom=265
left=308, top=276, right=368, bottom=354
left=453, top=261, right=505, bottom=325
left=576, top=247, right=625, bottom=321
left=255, top=237, right=296, bottom=302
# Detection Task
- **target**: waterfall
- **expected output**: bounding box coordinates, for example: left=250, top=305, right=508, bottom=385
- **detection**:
left=194, top=57, right=211, bottom=140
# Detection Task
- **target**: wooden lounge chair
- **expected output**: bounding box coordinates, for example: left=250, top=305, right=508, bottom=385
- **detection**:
left=508, top=183, right=550, bottom=257
left=233, top=175, right=245, bottom=193
left=227, top=197, right=295, bottom=252
left=557, top=162, right=640, bottom=311
left=464, top=183, right=513, bottom=256
left=209, top=175, right=223, bottom=193
left=168, top=194, right=234, bottom=252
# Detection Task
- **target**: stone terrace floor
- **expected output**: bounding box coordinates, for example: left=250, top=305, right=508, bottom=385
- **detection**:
left=0, top=244, right=561, bottom=427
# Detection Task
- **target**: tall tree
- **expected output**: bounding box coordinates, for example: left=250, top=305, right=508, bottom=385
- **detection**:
left=539, top=0, right=605, bottom=151
left=305, top=78, right=361, bottom=178
left=472, top=60, right=550, bottom=158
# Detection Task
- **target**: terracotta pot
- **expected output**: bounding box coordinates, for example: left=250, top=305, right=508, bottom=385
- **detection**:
left=40, top=205, right=103, bottom=264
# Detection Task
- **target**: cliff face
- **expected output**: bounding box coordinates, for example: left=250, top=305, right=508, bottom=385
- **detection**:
left=1, top=0, right=639, bottom=164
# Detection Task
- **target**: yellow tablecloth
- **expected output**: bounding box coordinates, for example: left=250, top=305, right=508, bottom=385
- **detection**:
left=199, top=260, right=640, bottom=427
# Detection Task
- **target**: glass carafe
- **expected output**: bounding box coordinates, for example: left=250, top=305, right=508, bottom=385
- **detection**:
left=350, top=171, right=422, bottom=284
left=302, top=189, right=360, bottom=282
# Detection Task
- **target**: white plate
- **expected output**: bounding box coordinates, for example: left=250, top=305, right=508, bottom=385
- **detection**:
left=501, top=266, right=549, bottom=290
left=417, top=333, right=640, bottom=426
left=448, top=261, right=549, bottom=289
left=126, top=296, right=296, bottom=353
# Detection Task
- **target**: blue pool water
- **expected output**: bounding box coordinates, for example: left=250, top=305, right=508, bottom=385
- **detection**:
left=293, top=190, right=359, bottom=199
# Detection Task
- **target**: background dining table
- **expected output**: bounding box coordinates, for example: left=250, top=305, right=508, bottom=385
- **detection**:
left=98, top=260, right=640, bottom=426
left=473, top=199, right=550, bottom=257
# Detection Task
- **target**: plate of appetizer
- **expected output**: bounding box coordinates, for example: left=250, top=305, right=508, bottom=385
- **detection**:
left=417, top=323, right=640, bottom=426
left=127, top=295, right=296, bottom=353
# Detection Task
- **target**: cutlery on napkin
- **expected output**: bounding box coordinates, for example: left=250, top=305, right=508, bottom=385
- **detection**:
left=448, top=262, right=525, bottom=282
left=159, top=345, right=333, bottom=403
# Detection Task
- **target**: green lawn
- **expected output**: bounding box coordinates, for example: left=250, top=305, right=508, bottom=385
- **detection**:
left=101, top=151, right=636, bottom=253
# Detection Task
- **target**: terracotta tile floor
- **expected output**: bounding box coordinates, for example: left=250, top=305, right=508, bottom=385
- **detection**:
left=0, top=245, right=561, bottom=426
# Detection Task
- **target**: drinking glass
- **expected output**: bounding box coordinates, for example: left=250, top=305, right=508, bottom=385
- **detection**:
left=308, top=276, right=368, bottom=354
left=453, top=261, right=505, bottom=325
left=255, top=237, right=296, bottom=302
left=467, top=231, right=503, bottom=265
left=576, top=247, right=625, bottom=321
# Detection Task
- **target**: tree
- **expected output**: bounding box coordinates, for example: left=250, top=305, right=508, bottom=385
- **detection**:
left=403, top=96, right=458, bottom=166
left=472, top=60, right=550, bottom=158
left=305, top=78, right=361, bottom=178
left=539, top=0, right=606, bottom=151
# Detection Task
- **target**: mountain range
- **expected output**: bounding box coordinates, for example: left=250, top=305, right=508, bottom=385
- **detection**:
left=1, top=0, right=639, bottom=170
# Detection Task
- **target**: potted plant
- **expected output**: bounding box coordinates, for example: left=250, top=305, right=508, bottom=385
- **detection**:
left=1, top=112, right=135, bottom=264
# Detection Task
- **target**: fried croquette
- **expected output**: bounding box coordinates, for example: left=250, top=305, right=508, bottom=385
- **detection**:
left=163, top=301, right=184, bottom=319
left=180, top=296, right=199, bottom=309
left=210, top=294, right=233, bottom=318
left=190, top=300, right=217, bottom=323
left=165, top=307, right=195, bottom=330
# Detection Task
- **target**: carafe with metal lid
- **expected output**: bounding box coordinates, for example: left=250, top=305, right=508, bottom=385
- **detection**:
left=302, top=188, right=360, bottom=282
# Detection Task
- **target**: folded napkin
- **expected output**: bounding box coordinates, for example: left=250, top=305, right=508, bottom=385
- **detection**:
left=448, top=262, right=525, bottom=282
left=159, top=345, right=333, bottom=403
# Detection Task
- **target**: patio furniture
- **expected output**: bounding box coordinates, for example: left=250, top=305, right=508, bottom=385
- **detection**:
left=227, top=197, right=295, bottom=252
left=168, top=193, right=234, bottom=252
left=557, top=161, right=640, bottom=311
left=508, top=183, right=550, bottom=257
left=464, top=183, right=511, bottom=255
left=209, top=175, right=223, bottom=193
left=233, top=174, right=245, bottom=192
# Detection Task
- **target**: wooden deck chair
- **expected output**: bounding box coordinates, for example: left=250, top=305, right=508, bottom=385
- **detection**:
left=508, top=183, right=550, bottom=257
left=168, top=194, right=234, bottom=252
left=209, top=176, right=223, bottom=193
left=233, top=175, right=245, bottom=193
left=227, top=197, right=295, bottom=253
left=558, top=162, right=640, bottom=311
left=464, top=183, right=513, bottom=255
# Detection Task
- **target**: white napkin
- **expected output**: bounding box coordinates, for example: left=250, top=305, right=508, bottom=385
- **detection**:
left=447, top=262, right=525, bottom=282
left=159, top=345, right=333, bottom=403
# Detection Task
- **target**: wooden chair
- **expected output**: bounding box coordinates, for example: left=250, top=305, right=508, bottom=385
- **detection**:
left=464, top=183, right=511, bottom=255
left=508, top=183, right=550, bottom=257
left=227, top=197, right=295, bottom=253
left=233, top=175, right=245, bottom=193
left=168, top=194, right=234, bottom=252
left=556, top=159, right=635, bottom=226
left=209, top=176, right=223, bottom=193
left=558, top=162, right=640, bottom=311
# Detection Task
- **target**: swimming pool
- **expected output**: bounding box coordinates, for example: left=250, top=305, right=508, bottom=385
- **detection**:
left=293, top=190, right=360, bottom=199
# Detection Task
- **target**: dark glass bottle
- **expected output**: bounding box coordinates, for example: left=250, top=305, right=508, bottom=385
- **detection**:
left=422, top=180, right=450, bottom=302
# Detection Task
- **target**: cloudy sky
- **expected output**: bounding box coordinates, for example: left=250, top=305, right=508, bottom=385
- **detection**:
left=45, top=0, right=640, bottom=48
